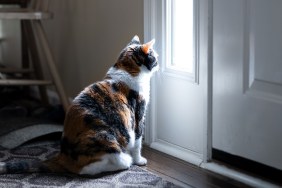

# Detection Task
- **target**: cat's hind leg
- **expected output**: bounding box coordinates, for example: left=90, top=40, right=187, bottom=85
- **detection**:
left=79, top=152, right=132, bottom=176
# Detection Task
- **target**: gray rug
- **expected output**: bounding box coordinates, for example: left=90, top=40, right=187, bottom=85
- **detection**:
left=0, top=140, right=181, bottom=188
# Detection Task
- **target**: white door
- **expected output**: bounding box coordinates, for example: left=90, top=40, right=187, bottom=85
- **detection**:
left=213, top=0, right=282, bottom=169
left=144, top=0, right=210, bottom=164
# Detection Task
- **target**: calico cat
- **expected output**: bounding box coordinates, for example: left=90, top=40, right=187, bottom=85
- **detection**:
left=0, top=35, right=158, bottom=176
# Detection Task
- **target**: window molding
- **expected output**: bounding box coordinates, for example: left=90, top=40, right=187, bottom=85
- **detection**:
left=143, top=0, right=161, bottom=145
left=144, top=0, right=200, bottom=84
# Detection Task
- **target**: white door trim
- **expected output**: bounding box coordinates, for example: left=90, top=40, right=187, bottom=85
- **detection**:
left=143, top=0, right=212, bottom=166
left=201, top=163, right=280, bottom=188
left=143, top=0, right=158, bottom=146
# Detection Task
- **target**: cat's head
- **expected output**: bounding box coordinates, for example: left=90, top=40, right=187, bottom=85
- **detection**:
left=113, top=35, right=159, bottom=77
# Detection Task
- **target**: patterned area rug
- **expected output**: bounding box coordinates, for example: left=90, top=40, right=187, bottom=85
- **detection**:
left=0, top=140, right=181, bottom=188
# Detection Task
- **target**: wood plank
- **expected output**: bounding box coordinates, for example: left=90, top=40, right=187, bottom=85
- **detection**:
left=0, top=8, right=52, bottom=19
left=0, top=79, right=52, bottom=85
left=142, top=145, right=252, bottom=188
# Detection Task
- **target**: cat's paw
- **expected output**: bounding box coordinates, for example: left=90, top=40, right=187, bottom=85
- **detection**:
left=133, top=156, right=147, bottom=166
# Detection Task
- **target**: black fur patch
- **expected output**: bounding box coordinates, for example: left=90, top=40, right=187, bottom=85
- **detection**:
left=84, top=114, right=94, bottom=124
left=126, top=89, right=146, bottom=139
left=127, top=89, right=139, bottom=110
left=61, top=137, right=79, bottom=160
left=6, top=162, right=29, bottom=173
left=144, top=52, right=158, bottom=71
left=132, top=48, right=157, bottom=71
left=136, top=100, right=146, bottom=120
left=111, top=83, right=119, bottom=93
left=135, top=99, right=146, bottom=139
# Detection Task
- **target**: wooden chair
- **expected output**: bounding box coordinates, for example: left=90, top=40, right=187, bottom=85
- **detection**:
left=0, top=0, right=69, bottom=111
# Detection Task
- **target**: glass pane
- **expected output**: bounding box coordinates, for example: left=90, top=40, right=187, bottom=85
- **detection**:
left=171, top=0, right=194, bottom=73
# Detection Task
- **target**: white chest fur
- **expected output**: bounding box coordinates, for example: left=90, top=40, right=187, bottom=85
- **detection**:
left=106, top=67, right=152, bottom=103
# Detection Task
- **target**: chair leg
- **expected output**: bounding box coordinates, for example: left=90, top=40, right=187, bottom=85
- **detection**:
left=21, top=20, right=29, bottom=74
left=20, top=19, right=32, bottom=96
left=32, top=20, right=70, bottom=111
left=22, top=20, right=49, bottom=106
left=20, top=0, right=29, bottom=70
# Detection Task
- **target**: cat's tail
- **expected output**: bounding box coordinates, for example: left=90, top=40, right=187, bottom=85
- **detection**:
left=0, top=155, right=68, bottom=174
left=0, top=161, right=47, bottom=174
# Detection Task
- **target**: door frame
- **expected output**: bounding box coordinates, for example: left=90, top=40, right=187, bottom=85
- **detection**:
left=143, top=0, right=212, bottom=163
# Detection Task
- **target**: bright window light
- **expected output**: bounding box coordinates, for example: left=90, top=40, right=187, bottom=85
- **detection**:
left=170, top=0, right=194, bottom=73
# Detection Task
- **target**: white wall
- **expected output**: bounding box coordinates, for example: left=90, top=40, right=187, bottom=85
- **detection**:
left=45, top=0, right=144, bottom=97
left=0, top=0, right=144, bottom=98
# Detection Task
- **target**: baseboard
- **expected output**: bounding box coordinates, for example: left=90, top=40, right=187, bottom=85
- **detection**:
left=147, top=140, right=281, bottom=187
left=201, top=162, right=281, bottom=188
left=213, top=148, right=282, bottom=185
left=149, top=140, right=203, bottom=166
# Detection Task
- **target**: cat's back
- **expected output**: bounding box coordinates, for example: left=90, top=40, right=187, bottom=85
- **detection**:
left=63, top=80, right=135, bottom=137
left=73, top=80, right=132, bottom=111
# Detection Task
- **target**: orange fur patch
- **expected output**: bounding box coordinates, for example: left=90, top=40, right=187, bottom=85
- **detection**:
left=63, top=105, right=89, bottom=140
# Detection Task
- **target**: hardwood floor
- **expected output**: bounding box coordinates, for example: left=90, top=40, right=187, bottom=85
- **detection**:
left=141, top=145, right=252, bottom=188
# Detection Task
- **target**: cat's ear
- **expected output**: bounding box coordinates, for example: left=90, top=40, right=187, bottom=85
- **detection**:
left=132, top=35, right=140, bottom=43
left=141, top=39, right=155, bottom=54
left=128, top=35, right=140, bottom=46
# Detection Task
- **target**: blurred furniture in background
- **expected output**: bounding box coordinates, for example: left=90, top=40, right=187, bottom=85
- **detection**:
left=0, top=0, right=69, bottom=110
left=0, top=0, right=68, bottom=149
